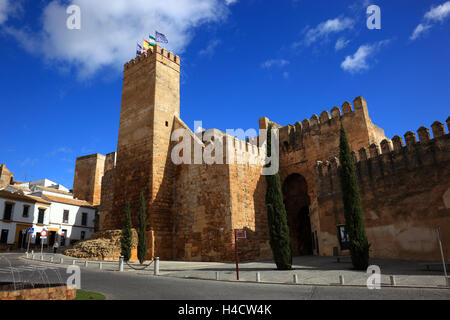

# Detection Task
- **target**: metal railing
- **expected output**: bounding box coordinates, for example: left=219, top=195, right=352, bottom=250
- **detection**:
left=24, top=253, right=160, bottom=275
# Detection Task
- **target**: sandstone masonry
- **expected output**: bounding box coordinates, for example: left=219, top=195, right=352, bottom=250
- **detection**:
left=72, top=45, right=450, bottom=262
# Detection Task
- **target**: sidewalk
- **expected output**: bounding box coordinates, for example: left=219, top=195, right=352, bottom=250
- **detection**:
left=21, top=253, right=450, bottom=289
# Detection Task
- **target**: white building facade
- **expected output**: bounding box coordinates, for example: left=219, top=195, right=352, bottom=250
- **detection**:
left=0, top=179, right=96, bottom=249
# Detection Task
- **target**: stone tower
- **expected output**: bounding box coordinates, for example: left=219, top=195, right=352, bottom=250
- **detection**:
left=73, top=154, right=105, bottom=205
left=0, top=164, right=14, bottom=188
left=111, top=44, right=181, bottom=259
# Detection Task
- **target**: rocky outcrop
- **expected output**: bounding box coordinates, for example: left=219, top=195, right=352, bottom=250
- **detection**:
left=64, top=229, right=138, bottom=261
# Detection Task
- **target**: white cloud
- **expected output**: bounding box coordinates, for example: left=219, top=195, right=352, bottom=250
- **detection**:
left=0, top=0, right=20, bottom=24
left=45, top=146, right=73, bottom=158
left=20, top=158, right=38, bottom=167
left=54, top=147, right=73, bottom=154
left=6, top=0, right=230, bottom=78
left=341, top=45, right=372, bottom=73
left=0, top=0, right=9, bottom=24
left=424, top=1, right=450, bottom=22
left=66, top=168, right=74, bottom=174
left=199, top=39, right=221, bottom=57
left=225, top=0, right=238, bottom=5
left=261, top=59, right=290, bottom=69
left=335, top=37, right=350, bottom=51
left=410, top=1, right=450, bottom=41
left=304, top=17, right=354, bottom=46
left=410, top=23, right=432, bottom=41
left=341, top=40, right=389, bottom=73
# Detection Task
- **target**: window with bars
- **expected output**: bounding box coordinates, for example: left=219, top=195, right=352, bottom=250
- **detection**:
left=22, top=205, right=30, bottom=218
left=37, top=208, right=45, bottom=224
left=3, top=203, right=13, bottom=220
left=81, top=212, right=87, bottom=226
left=63, top=210, right=69, bottom=223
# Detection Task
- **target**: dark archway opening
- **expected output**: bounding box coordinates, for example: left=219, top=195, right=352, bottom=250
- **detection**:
left=282, top=174, right=313, bottom=256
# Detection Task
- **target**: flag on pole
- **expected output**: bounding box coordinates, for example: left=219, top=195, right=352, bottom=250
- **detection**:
left=136, top=42, right=142, bottom=56
left=143, top=39, right=151, bottom=51
left=155, top=31, right=168, bottom=44
left=149, top=35, right=156, bottom=46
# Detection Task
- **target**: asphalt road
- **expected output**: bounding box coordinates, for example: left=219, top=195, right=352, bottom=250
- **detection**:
left=1, top=253, right=449, bottom=300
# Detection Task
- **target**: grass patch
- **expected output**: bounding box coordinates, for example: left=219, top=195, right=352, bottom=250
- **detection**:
left=74, top=290, right=106, bottom=300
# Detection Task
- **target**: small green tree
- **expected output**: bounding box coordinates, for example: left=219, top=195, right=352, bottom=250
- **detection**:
left=339, top=124, right=370, bottom=270
left=137, top=191, right=147, bottom=264
left=120, top=202, right=133, bottom=262
left=265, top=123, right=292, bottom=270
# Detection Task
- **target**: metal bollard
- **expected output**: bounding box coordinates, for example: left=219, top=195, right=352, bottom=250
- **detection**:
left=390, top=275, right=396, bottom=286
left=50, top=257, right=53, bottom=263
left=119, top=256, right=124, bottom=272
left=40, top=255, right=44, bottom=261
left=154, top=257, right=159, bottom=275
left=99, top=262, right=103, bottom=270
left=85, top=261, right=88, bottom=267
left=256, top=272, right=261, bottom=282
left=215, top=271, right=220, bottom=280
left=293, top=274, right=298, bottom=284
left=72, top=260, right=76, bottom=265
left=60, top=258, right=64, bottom=264
left=339, top=275, right=345, bottom=285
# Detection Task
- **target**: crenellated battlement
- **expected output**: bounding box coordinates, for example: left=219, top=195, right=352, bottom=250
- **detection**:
left=200, top=129, right=265, bottom=165
left=314, top=117, right=450, bottom=196
left=91, top=32, right=450, bottom=262
left=278, top=96, right=383, bottom=154
left=123, top=44, right=180, bottom=70
left=226, top=134, right=264, bottom=165
left=172, top=118, right=265, bottom=166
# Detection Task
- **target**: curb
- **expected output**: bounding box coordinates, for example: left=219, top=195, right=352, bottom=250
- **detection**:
left=158, top=274, right=450, bottom=290
left=20, top=255, right=450, bottom=290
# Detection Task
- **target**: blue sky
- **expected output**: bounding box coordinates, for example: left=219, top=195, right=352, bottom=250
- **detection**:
left=0, top=0, right=449, bottom=188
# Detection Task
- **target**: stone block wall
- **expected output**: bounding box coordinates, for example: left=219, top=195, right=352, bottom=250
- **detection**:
left=227, top=137, right=272, bottom=262
left=170, top=118, right=233, bottom=261
left=99, top=167, right=115, bottom=231
left=170, top=118, right=271, bottom=262
left=92, top=37, right=449, bottom=264
left=277, top=97, right=387, bottom=257
left=110, top=45, right=180, bottom=260
left=73, top=153, right=105, bottom=205
left=173, top=162, right=233, bottom=261
left=0, top=164, right=13, bottom=189
left=314, top=118, right=450, bottom=260
left=0, top=284, right=76, bottom=300
left=278, top=97, right=385, bottom=167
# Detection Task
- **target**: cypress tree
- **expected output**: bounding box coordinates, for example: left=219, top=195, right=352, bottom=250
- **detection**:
left=339, top=124, right=370, bottom=270
left=137, top=191, right=147, bottom=264
left=120, top=202, right=133, bottom=262
left=265, top=123, right=292, bottom=270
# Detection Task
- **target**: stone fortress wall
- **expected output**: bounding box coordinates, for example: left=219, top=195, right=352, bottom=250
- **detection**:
left=72, top=153, right=105, bottom=205
left=0, top=164, right=14, bottom=189
left=71, top=44, right=450, bottom=262
left=275, top=97, right=388, bottom=257
left=314, top=118, right=450, bottom=260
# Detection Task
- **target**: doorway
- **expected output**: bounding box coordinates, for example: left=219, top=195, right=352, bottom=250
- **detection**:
left=17, top=230, right=26, bottom=249
left=0, top=230, right=8, bottom=244
left=15, top=224, right=31, bottom=249
left=282, top=174, right=313, bottom=256
left=49, top=231, right=57, bottom=247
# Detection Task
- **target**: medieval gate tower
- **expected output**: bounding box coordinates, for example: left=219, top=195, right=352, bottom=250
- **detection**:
left=72, top=44, right=450, bottom=263
left=111, top=45, right=181, bottom=259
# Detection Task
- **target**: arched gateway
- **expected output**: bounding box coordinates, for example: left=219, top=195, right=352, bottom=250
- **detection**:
left=282, top=174, right=313, bottom=256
